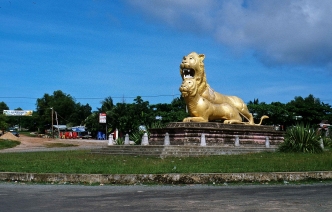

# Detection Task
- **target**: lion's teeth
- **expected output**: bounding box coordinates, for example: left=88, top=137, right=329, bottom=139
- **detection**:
left=184, top=74, right=193, bottom=78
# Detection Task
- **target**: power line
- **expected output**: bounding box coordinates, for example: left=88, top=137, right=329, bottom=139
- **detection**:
left=0, top=95, right=179, bottom=100
left=0, top=97, right=37, bottom=99
left=75, top=95, right=179, bottom=100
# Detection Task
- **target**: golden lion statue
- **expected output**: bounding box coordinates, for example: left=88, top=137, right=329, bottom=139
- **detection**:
left=180, top=78, right=243, bottom=123
left=179, top=52, right=268, bottom=125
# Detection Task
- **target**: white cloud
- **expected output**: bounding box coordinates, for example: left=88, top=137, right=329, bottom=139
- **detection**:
left=126, top=0, right=332, bottom=68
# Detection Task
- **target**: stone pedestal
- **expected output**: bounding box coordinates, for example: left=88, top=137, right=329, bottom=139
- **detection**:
left=149, top=122, right=284, bottom=146
left=124, top=134, right=130, bottom=145
left=141, top=132, right=149, bottom=146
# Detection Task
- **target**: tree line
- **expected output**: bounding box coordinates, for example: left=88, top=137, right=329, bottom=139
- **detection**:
left=1, top=90, right=331, bottom=136
left=248, top=94, right=332, bottom=128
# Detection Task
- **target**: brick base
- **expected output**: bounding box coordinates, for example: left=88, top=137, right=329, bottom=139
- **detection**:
left=150, top=122, right=284, bottom=146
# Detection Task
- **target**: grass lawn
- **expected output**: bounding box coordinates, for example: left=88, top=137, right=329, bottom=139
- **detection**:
left=1, top=149, right=332, bottom=174
left=0, top=139, right=21, bottom=150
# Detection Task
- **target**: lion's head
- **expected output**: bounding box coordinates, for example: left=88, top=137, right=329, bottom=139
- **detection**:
left=179, top=78, right=198, bottom=98
left=180, top=52, right=207, bottom=95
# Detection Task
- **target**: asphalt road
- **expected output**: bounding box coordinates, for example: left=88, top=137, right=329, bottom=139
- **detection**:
left=1, top=183, right=331, bottom=211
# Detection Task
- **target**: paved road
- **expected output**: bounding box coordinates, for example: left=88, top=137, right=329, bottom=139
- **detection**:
left=1, top=183, right=331, bottom=211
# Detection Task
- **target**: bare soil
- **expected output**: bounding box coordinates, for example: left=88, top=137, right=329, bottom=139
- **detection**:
left=0, top=134, right=107, bottom=152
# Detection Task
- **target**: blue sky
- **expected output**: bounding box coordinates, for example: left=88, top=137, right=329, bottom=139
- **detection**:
left=1, top=0, right=332, bottom=111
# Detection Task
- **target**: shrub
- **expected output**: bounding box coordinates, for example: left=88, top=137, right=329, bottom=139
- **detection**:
left=115, top=137, right=124, bottom=145
left=278, top=124, right=323, bottom=153
left=322, top=137, right=332, bottom=148
left=129, top=130, right=144, bottom=145
left=129, top=122, right=165, bottom=145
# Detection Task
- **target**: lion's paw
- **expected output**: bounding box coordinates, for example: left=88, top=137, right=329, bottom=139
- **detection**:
left=183, top=118, right=192, bottom=122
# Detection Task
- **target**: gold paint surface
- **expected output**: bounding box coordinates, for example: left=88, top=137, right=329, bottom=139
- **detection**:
left=179, top=52, right=268, bottom=125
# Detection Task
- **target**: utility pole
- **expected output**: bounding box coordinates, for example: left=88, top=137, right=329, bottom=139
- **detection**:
left=51, top=107, right=54, bottom=139
left=55, top=111, right=60, bottom=138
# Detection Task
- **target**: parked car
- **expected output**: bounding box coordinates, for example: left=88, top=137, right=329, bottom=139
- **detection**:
left=8, top=128, right=19, bottom=137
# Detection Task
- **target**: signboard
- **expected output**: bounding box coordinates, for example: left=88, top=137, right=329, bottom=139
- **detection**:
left=3, top=110, right=33, bottom=116
left=99, top=113, right=106, bottom=123
left=72, top=126, right=86, bottom=132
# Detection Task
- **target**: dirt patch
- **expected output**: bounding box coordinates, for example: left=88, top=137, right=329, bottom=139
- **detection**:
left=0, top=132, right=19, bottom=141
left=17, top=134, right=54, bottom=147
left=0, top=134, right=107, bottom=152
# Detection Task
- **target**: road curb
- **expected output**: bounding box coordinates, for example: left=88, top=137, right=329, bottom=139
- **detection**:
left=1, top=171, right=332, bottom=185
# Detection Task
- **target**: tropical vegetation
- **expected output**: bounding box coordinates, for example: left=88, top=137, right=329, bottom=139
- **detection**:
left=278, top=124, right=324, bottom=153
left=1, top=91, right=332, bottom=140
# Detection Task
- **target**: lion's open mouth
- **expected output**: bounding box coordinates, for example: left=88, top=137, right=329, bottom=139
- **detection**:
left=182, top=68, right=195, bottom=78
left=181, top=91, right=189, bottom=97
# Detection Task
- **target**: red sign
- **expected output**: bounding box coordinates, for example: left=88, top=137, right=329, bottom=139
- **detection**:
left=99, top=113, right=106, bottom=123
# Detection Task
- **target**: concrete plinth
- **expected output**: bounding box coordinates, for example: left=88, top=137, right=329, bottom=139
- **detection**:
left=149, top=122, right=284, bottom=146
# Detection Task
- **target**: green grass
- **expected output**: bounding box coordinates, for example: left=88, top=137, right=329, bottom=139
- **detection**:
left=0, top=150, right=332, bottom=174
left=0, top=140, right=21, bottom=150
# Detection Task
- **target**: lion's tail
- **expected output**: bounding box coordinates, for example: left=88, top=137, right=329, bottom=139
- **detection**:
left=256, top=115, right=269, bottom=125
left=238, top=110, right=268, bottom=125
left=232, top=105, right=268, bottom=125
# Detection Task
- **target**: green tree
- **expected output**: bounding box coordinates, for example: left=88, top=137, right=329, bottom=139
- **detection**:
left=69, top=103, right=92, bottom=126
left=247, top=101, right=271, bottom=124
left=106, top=96, right=152, bottom=134
left=5, top=107, right=22, bottom=129
left=0, top=101, right=9, bottom=112
left=150, top=97, right=188, bottom=124
left=36, top=90, right=91, bottom=132
left=109, top=102, right=133, bottom=133
left=84, top=96, right=115, bottom=136
left=286, top=94, right=332, bottom=125
left=83, top=112, right=100, bottom=137
left=21, top=112, right=39, bottom=131
left=132, top=96, right=153, bottom=127
left=0, top=101, right=9, bottom=133
left=98, top=96, right=114, bottom=113
left=268, top=102, right=290, bottom=126
left=247, top=95, right=332, bottom=128
left=248, top=101, right=290, bottom=126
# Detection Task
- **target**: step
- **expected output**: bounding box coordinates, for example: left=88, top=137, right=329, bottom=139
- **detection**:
left=91, top=145, right=277, bottom=157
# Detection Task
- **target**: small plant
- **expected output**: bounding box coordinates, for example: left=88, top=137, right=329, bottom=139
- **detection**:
left=321, top=137, right=331, bottom=148
left=115, top=137, right=124, bottom=145
left=278, top=124, right=323, bottom=153
left=129, top=122, right=164, bottom=145
left=129, top=130, right=145, bottom=145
